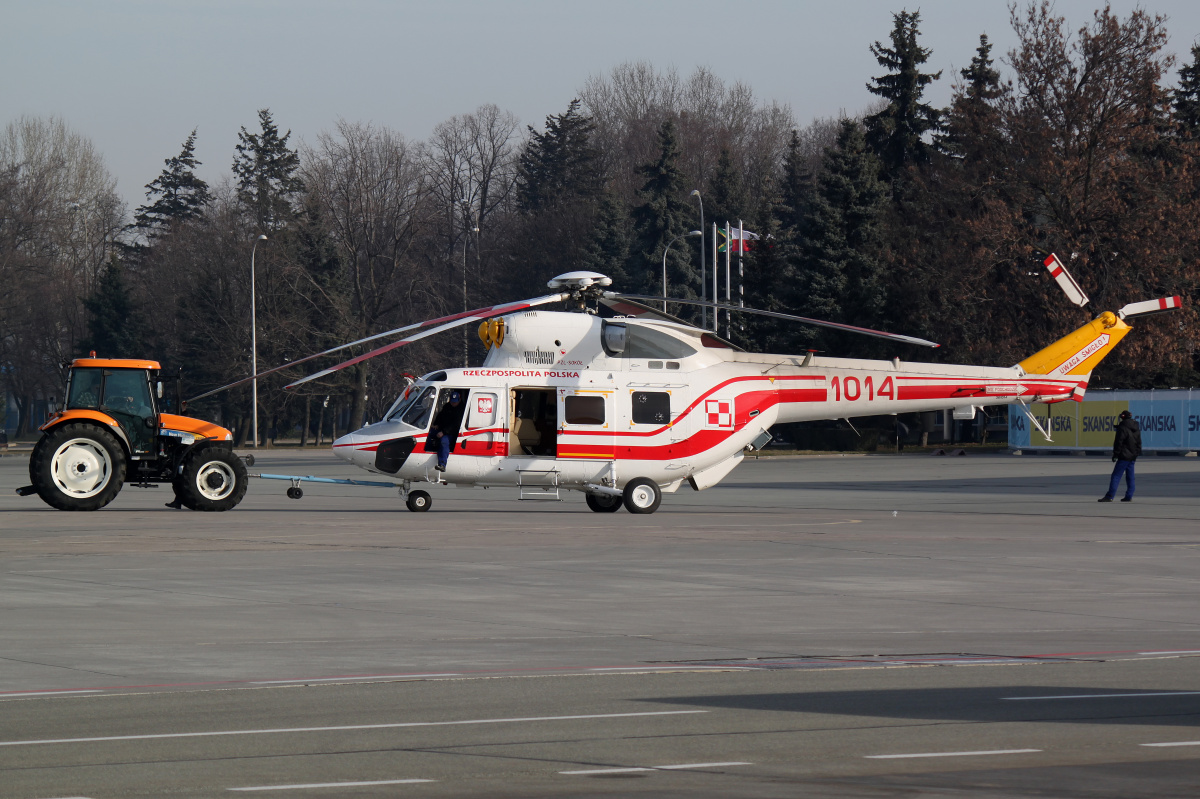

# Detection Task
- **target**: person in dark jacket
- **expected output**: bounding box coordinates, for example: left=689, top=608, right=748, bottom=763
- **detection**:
left=430, top=390, right=466, bottom=471
left=1099, top=409, right=1141, bottom=502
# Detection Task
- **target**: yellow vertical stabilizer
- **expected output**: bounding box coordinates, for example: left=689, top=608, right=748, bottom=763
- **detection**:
left=1017, top=312, right=1131, bottom=377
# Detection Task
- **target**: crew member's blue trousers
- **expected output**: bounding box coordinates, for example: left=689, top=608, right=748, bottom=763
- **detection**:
left=1105, top=460, right=1136, bottom=500
left=437, top=434, right=451, bottom=467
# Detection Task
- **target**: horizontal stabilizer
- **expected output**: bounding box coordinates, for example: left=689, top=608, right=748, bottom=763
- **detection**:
left=1118, top=296, right=1183, bottom=320
left=1044, top=254, right=1089, bottom=308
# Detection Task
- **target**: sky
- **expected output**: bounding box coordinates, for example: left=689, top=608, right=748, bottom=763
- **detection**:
left=5, top=0, right=1200, bottom=209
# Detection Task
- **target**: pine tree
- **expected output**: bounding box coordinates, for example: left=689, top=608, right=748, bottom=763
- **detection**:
left=797, top=120, right=888, bottom=349
left=1174, top=43, right=1200, bottom=136
left=706, top=147, right=749, bottom=230
left=777, top=130, right=813, bottom=232
left=630, top=119, right=697, bottom=300
left=135, top=129, right=211, bottom=234
left=232, top=109, right=304, bottom=233
left=81, top=256, right=145, bottom=358
left=863, top=10, right=943, bottom=180
left=516, top=99, right=602, bottom=213
left=578, top=192, right=633, bottom=287
left=937, top=34, right=1003, bottom=158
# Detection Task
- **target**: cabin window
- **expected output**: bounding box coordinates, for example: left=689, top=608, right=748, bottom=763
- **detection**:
left=648, top=361, right=663, bottom=369
left=626, top=326, right=696, bottom=359
left=564, top=395, right=605, bottom=425
left=666, top=362, right=680, bottom=370
left=631, top=391, right=670, bottom=425
left=602, top=322, right=696, bottom=360
left=67, top=367, right=103, bottom=410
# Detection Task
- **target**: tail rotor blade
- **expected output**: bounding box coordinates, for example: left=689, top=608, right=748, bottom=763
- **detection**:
left=605, top=293, right=939, bottom=348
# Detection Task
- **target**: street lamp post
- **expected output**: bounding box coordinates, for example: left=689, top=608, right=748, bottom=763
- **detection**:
left=689, top=190, right=704, bottom=328
left=661, top=230, right=702, bottom=312
left=250, top=234, right=268, bottom=448
left=460, top=198, right=479, bottom=368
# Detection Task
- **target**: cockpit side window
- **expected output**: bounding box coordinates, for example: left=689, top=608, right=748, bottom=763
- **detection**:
left=395, top=386, right=437, bottom=428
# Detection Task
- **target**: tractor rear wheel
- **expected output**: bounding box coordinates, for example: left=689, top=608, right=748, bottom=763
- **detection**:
left=30, top=423, right=126, bottom=511
left=175, top=447, right=248, bottom=512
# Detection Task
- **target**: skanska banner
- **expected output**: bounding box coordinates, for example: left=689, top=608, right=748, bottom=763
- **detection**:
left=1008, top=389, right=1200, bottom=451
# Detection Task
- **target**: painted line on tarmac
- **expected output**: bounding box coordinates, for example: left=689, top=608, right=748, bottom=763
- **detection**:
left=252, top=674, right=461, bottom=684
left=0, top=690, right=102, bottom=698
left=1142, top=741, right=1200, bottom=748
left=230, top=779, right=434, bottom=791
left=0, top=710, right=708, bottom=747
left=866, top=749, right=1040, bottom=760
left=561, top=762, right=751, bottom=775
left=1004, top=691, right=1200, bottom=701
left=1138, top=650, right=1200, bottom=656
left=589, top=666, right=738, bottom=672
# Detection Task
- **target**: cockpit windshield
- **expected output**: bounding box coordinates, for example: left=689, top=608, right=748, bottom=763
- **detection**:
left=388, top=385, right=437, bottom=429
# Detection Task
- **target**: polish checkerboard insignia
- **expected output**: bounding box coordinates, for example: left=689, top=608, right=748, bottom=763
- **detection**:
left=705, top=399, right=733, bottom=428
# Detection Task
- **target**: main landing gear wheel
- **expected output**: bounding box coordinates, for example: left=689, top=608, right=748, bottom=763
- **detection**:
left=406, top=490, right=431, bottom=512
left=622, top=478, right=662, bottom=514
left=585, top=492, right=623, bottom=513
left=175, top=447, right=249, bottom=512
left=30, top=423, right=126, bottom=511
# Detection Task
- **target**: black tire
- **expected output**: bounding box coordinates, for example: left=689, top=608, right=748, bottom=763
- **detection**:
left=175, top=447, right=248, bottom=512
left=30, top=423, right=126, bottom=511
left=406, top=490, right=431, bottom=512
left=287, top=487, right=303, bottom=500
left=622, top=478, right=662, bottom=514
left=586, top=492, right=623, bottom=513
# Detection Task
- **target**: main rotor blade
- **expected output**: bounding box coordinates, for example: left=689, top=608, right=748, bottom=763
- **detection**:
left=187, top=294, right=568, bottom=403
left=605, top=293, right=940, bottom=348
left=283, top=292, right=571, bottom=390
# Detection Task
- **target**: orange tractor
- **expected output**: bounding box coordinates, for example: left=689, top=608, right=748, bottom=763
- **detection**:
left=17, top=357, right=249, bottom=511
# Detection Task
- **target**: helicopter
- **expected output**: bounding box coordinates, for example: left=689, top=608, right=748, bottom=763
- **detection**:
left=197, top=254, right=1180, bottom=514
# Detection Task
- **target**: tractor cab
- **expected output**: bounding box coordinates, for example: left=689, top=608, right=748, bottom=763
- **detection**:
left=64, top=358, right=162, bottom=457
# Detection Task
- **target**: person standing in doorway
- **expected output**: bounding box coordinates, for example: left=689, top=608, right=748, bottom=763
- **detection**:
left=1099, top=409, right=1141, bottom=502
left=431, top=390, right=466, bottom=471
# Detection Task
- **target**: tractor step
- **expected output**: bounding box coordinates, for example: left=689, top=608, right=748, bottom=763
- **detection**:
left=15, top=485, right=37, bottom=497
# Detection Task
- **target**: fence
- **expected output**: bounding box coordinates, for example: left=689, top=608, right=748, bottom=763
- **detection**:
left=1008, top=388, right=1200, bottom=451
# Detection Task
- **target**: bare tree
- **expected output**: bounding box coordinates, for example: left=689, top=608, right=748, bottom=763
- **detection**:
left=0, top=116, right=124, bottom=435
left=300, top=119, right=436, bottom=427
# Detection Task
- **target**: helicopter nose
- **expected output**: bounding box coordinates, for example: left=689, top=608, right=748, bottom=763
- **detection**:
left=332, top=432, right=359, bottom=463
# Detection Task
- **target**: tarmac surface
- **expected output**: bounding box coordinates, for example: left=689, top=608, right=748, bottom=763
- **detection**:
left=1, top=449, right=1199, bottom=797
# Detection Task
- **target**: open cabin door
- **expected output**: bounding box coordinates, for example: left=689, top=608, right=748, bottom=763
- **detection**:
left=509, top=388, right=557, bottom=458
left=557, top=388, right=615, bottom=461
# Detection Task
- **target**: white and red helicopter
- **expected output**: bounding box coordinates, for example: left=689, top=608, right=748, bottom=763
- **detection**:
left=199, top=255, right=1180, bottom=513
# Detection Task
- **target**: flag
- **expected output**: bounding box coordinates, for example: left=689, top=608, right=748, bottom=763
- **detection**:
left=717, top=227, right=761, bottom=253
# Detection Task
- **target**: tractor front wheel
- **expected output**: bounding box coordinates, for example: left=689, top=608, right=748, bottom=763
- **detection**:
left=175, top=447, right=249, bottom=512
left=30, top=424, right=126, bottom=511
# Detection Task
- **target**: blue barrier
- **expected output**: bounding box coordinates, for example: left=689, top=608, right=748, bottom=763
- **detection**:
left=1008, top=388, right=1200, bottom=450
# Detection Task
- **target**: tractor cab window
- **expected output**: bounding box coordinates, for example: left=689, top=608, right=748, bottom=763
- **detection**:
left=67, top=368, right=103, bottom=410
left=102, top=370, right=155, bottom=419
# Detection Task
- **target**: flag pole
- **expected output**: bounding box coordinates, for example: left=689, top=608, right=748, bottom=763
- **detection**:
left=738, top=219, right=745, bottom=336
left=711, top=222, right=718, bottom=332
left=724, top=221, right=731, bottom=339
